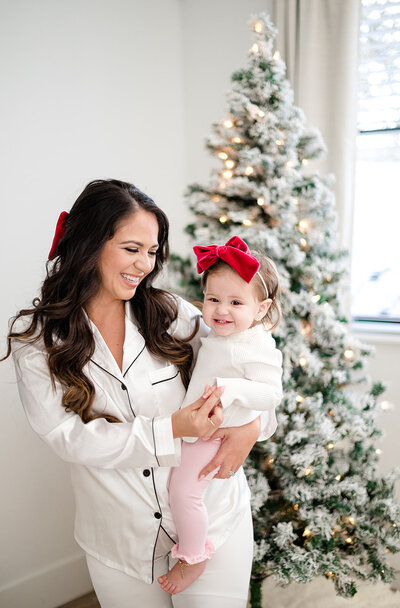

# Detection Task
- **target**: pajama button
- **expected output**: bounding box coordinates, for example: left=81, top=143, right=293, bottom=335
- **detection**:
left=154, top=512, right=162, bottom=519
left=143, top=469, right=151, bottom=477
left=121, top=384, right=127, bottom=390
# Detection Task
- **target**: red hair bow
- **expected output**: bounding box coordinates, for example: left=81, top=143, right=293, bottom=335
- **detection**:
left=193, top=235, right=259, bottom=283
left=48, top=211, right=69, bottom=260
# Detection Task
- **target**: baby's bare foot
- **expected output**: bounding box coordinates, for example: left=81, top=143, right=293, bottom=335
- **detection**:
left=158, top=559, right=206, bottom=595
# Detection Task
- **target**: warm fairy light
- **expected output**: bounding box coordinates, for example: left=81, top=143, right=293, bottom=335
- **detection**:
left=276, top=139, right=284, bottom=146
left=380, top=400, right=393, bottom=410
left=250, top=43, right=260, bottom=54
left=326, top=442, right=335, bottom=450
left=345, top=537, right=353, bottom=544
left=253, top=21, right=264, bottom=33
left=232, top=137, right=242, bottom=144
left=293, top=504, right=299, bottom=511
left=312, top=294, right=321, bottom=303
left=303, top=527, right=312, bottom=537
left=344, top=349, right=354, bottom=360
left=294, top=198, right=300, bottom=205
left=212, top=195, right=221, bottom=202
left=304, top=467, right=313, bottom=476
left=299, top=355, right=307, bottom=367
left=298, top=219, right=310, bottom=232
left=335, top=474, right=342, bottom=481
left=219, top=182, right=227, bottom=190
left=225, top=159, right=235, bottom=169
left=242, top=219, right=253, bottom=227
left=286, top=160, right=296, bottom=168
left=258, top=110, right=265, bottom=118
left=325, top=274, right=332, bottom=282
left=393, top=523, right=398, bottom=528
left=218, top=151, right=228, bottom=160
left=300, top=238, right=307, bottom=249
left=302, top=159, right=310, bottom=165
left=257, top=196, right=265, bottom=206
left=222, top=170, right=233, bottom=180
left=266, top=457, right=275, bottom=465
left=296, top=394, right=304, bottom=403
left=273, top=50, right=281, bottom=60
left=224, top=119, right=234, bottom=128
left=375, top=448, right=383, bottom=455
left=245, top=166, right=254, bottom=176
left=327, top=572, right=335, bottom=579
left=300, top=320, right=312, bottom=337
left=328, top=410, right=334, bottom=416
left=219, top=215, right=228, bottom=223
left=347, top=517, right=355, bottom=525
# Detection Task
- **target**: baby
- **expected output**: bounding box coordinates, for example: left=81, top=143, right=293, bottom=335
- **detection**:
left=158, top=235, right=283, bottom=595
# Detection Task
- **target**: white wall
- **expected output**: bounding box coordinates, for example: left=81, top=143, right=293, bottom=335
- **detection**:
left=1, top=1, right=398, bottom=606
left=0, top=1, right=186, bottom=606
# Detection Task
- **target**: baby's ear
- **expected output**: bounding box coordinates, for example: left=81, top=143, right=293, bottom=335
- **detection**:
left=256, top=298, right=272, bottom=321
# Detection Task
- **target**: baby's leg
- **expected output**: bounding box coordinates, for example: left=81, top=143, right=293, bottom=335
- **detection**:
left=158, top=438, right=220, bottom=595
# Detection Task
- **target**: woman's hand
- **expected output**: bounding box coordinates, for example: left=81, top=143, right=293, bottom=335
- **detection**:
left=199, top=416, right=261, bottom=479
left=171, top=385, right=224, bottom=440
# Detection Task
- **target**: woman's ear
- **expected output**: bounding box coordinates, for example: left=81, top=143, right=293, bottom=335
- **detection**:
left=256, top=298, right=272, bottom=321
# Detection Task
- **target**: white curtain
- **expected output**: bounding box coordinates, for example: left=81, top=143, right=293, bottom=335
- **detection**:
left=272, top=0, right=361, bottom=251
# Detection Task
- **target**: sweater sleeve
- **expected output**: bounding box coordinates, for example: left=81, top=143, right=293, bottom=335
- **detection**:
left=11, top=339, right=180, bottom=469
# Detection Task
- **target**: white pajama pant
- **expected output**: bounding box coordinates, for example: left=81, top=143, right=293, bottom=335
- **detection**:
left=86, top=505, right=253, bottom=608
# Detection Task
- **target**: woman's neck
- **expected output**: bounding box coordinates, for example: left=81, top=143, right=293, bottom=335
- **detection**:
left=86, top=296, right=126, bottom=326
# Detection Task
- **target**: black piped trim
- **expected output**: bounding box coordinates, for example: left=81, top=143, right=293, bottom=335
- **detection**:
left=151, top=370, right=180, bottom=386
left=90, top=359, right=121, bottom=383
left=123, top=344, right=145, bottom=378
left=89, top=360, right=136, bottom=417
left=150, top=467, right=163, bottom=583
left=151, top=418, right=161, bottom=467
left=160, top=524, right=176, bottom=544
left=151, top=521, right=161, bottom=584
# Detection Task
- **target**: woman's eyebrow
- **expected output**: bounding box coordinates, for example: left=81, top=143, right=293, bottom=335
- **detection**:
left=120, top=240, right=159, bottom=248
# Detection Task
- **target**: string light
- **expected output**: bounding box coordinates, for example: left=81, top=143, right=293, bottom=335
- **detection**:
left=298, top=219, right=310, bottom=233
left=222, top=169, right=233, bottom=180
left=325, top=274, right=332, bottom=282
left=250, top=43, right=260, bottom=54
left=258, top=110, right=265, bottom=118
left=312, top=294, right=321, bottom=303
left=223, top=119, right=234, bottom=128
left=245, top=166, right=254, bottom=176
left=253, top=21, right=264, bottom=33
left=303, top=527, right=312, bottom=537
left=300, top=320, right=312, bottom=337
left=219, top=182, right=227, bottom=190
left=302, top=159, right=310, bottom=165
left=273, top=50, right=281, bottom=60
left=296, top=394, right=304, bottom=404
left=219, top=215, right=228, bottom=223
left=276, top=139, right=284, bottom=146
left=380, top=400, right=393, bottom=411
left=344, top=349, right=354, bottom=360
left=232, top=137, right=242, bottom=144
left=326, top=442, right=335, bottom=450
left=266, top=457, right=274, bottom=466
left=304, top=467, right=313, bottom=476
left=299, top=355, right=307, bottom=367
left=335, top=474, right=342, bottom=481
left=286, top=160, right=296, bottom=168
left=293, top=198, right=300, bottom=205
left=242, top=219, right=252, bottom=227
left=328, top=410, right=334, bottom=416
left=225, top=159, right=235, bottom=169
left=212, top=195, right=221, bottom=202
left=218, top=151, right=228, bottom=160
left=375, top=448, right=383, bottom=455
left=345, top=537, right=353, bottom=544
left=293, top=504, right=299, bottom=511
left=257, top=197, right=265, bottom=206
left=327, top=572, right=335, bottom=579
left=346, top=517, right=355, bottom=525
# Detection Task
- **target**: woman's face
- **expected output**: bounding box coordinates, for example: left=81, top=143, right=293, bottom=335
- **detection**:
left=96, top=210, right=159, bottom=306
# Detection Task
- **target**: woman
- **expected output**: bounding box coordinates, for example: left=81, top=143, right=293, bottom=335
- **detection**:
left=4, top=179, right=264, bottom=608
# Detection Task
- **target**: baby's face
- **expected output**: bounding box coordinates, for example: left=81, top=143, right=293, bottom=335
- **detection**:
left=202, top=267, right=269, bottom=336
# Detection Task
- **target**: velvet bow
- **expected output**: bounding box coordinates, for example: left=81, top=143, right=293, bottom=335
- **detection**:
left=48, top=211, right=69, bottom=260
left=193, top=235, right=259, bottom=283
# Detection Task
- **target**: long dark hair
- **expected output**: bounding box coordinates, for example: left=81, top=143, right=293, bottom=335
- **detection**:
left=3, top=179, right=196, bottom=422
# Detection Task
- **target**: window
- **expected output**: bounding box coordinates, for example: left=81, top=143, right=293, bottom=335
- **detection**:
left=351, top=0, right=400, bottom=325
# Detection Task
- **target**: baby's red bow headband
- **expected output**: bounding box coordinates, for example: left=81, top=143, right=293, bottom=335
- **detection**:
left=193, top=235, right=260, bottom=283
left=48, top=211, right=69, bottom=260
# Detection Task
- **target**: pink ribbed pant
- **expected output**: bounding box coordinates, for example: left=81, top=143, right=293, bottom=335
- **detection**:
left=168, top=438, right=221, bottom=564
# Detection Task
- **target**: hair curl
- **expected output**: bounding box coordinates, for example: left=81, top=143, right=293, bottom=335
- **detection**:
left=3, top=179, right=197, bottom=423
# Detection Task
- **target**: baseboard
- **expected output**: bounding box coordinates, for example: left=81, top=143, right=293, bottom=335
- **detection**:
left=0, top=552, right=93, bottom=608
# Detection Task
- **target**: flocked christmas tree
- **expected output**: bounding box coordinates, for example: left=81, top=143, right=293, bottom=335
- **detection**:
left=165, top=13, right=400, bottom=607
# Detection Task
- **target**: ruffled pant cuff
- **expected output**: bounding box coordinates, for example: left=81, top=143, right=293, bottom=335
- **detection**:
left=170, top=538, right=215, bottom=564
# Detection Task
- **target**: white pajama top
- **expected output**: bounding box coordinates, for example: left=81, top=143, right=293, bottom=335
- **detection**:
left=11, top=296, right=272, bottom=584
